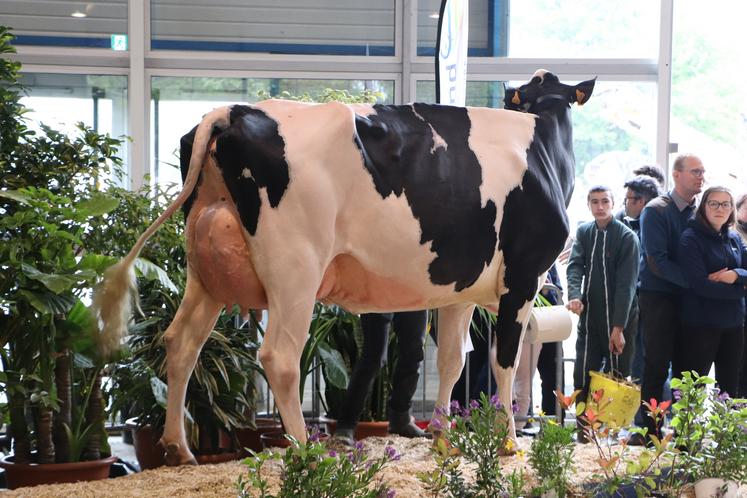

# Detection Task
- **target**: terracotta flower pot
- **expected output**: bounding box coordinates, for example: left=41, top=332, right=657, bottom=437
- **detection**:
left=235, top=418, right=284, bottom=455
left=125, top=417, right=165, bottom=470
left=126, top=417, right=239, bottom=468
left=0, top=453, right=117, bottom=489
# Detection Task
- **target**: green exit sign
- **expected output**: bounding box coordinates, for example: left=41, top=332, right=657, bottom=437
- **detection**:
left=110, top=34, right=127, bottom=51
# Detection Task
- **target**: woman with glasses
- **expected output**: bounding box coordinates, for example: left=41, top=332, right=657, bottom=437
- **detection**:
left=676, top=187, right=747, bottom=396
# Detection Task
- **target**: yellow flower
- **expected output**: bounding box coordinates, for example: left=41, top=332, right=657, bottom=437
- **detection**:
left=504, top=439, right=514, bottom=452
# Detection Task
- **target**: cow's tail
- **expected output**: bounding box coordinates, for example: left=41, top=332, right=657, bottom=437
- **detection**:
left=92, top=107, right=231, bottom=358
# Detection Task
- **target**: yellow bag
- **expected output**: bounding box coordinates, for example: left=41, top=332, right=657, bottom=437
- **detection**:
left=587, top=371, right=641, bottom=428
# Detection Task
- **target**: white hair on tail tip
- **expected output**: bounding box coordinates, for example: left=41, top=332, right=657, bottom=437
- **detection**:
left=91, top=258, right=137, bottom=358
left=90, top=106, right=232, bottom=359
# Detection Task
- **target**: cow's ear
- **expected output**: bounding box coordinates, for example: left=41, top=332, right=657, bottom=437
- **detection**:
left=573, top=77, right=597, bottom=106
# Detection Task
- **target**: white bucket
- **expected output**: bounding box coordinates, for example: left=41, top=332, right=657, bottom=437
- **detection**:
left=693, top=478, right=739, bottom=498
left=524, top=305, right=573, bottom=344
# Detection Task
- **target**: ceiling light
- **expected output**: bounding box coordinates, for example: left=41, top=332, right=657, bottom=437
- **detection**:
left=428, top=12, right=440, bottom=19
left=71, top=11, right=86, bottom=18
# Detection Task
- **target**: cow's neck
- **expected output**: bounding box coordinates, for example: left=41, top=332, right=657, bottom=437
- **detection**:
left=535, top=107, right=576, bottom=207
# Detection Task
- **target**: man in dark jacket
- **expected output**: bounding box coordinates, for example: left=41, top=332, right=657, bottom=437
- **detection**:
left=567, top=186, right=639, bottom=440
left=633, top=154, right=705, bottom=444
left=617, top=175, right=661, bottom=385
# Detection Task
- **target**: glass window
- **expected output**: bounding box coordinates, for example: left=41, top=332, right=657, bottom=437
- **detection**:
left=418, top=0, right=659, bottom=58
left=416, top=79, right=506, bottom=107
left=151, top=76, right=395, bottom=187
left=671, top=0, right=747, bottom=191
left=1, top=0, right=127, bottom=49
left=151, top=0, right=395, bottom=56
left=19, top=72, right=128, bottom=172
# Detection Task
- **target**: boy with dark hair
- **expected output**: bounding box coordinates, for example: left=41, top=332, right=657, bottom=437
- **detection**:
left=567, top=186, right=639, bottom=441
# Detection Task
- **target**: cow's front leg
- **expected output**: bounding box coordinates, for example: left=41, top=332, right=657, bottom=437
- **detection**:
left=490, top=281, right=540, bottom=450
left=259, top=293, right=316, bottom=444
left=161, top=272, right=223, bottom=466
left=433, top=303, right=475, bottom=428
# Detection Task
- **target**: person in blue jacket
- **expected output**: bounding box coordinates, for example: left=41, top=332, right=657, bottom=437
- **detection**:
left=676, top=187, right=747, bottom=396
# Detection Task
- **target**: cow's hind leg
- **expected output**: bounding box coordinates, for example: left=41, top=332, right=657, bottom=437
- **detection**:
left=490, top=278, right=541, bottom=448
left=258, top=288, right=317, bottom=444
left=161, top=271, right=223, bottom=466
left=433, top=303, right=475, bottom=425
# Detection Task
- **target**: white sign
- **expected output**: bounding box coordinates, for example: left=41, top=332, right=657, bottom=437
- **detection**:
left=110, top=34, right=128, bottom=51
left=435, top=0, right=469, bottom=106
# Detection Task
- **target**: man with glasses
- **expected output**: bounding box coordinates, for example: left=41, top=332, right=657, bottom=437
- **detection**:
left=617, top=175, right=661, bottom=388
left=630, top=154, right=705, bottom=446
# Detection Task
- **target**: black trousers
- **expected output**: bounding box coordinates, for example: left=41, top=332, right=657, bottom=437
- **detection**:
left=537, top=341, right=563, bottom=415
left=573, top=313, right=634, bottom=406
left=639, top=291, right=680, bottom=437
left=337, top=310, right=427, bottom=429
left=673, top=325, right=744, bottom=397
left=739, top=316, right=747, bottom=398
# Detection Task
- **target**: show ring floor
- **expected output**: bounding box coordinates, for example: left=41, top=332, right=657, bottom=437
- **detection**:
left=0, top=435, right=742, bottom=497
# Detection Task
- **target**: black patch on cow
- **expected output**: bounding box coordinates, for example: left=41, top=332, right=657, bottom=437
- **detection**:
left=179, top=124, right=199, bottom=218
left=494, top=111, right=575, bottom=369
left=354, top=104, right=496, bottom=291
left=212, top=105, right=290, bottom=235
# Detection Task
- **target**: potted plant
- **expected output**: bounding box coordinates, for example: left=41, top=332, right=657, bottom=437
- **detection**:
left=246, top=303, right=350, bottom=448
left=0, top=26, right=123, bottom=488
left=668, top=372, right=747, bottom=497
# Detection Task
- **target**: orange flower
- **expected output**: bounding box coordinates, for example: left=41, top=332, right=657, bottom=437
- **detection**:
left=554, top=389, right=582, bottom=410
left=592, top=389, right=605, bottom=403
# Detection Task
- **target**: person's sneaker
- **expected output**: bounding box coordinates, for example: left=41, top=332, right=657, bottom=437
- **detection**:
left=388, top=411, right=431, bottom=439
left=333, top=427, right=355, bottom=446
left=388, top=420, right=431, bottom=438
left=576, top=428, right=590, bottom=444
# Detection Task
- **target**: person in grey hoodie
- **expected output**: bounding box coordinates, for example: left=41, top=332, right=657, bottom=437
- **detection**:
left=567, top=186, right=639, bottom=440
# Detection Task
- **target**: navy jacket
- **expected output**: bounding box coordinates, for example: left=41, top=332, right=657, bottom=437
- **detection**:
left=678, top=219, right=747, bottom=329
left=638, top=193, right=694, bottom=293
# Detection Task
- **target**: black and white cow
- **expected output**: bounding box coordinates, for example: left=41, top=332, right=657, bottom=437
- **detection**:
left=93, top=69, right=594, bottom=465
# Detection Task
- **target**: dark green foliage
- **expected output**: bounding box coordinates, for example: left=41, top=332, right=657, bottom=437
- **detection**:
left=237, top=437, right=395, bottom=498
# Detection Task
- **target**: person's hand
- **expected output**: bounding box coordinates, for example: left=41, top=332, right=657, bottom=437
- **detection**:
left=557, top=247, right=572, bottom=265
left=609, top=326, right=625, bottom=355
left=709, top=268, right=738, bottom=284
left=566, top=299, right=584, bottom=315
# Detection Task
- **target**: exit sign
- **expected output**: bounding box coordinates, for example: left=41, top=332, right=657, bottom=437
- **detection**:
left=110, top=34, right=127, bottom=51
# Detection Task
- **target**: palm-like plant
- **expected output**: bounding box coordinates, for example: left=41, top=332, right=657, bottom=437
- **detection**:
left=0, top=26, right=125, bottom=465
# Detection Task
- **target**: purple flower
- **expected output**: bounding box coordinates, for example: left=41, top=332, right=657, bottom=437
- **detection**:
left=309, top=431, right=321, bottom=443
left=673, top=389, right=682, bottom=401
left=434, top=406, right=448, bottom=417
left=470, top=399, right=480, bottom=409
left=355, top=441, right=366, bottom=452
left=384, top=445, right=401, bottom=461
left=387, top=489, right=396, bottom=498
left=491, top=395, right=503, bottom=409
left=430, top=418, right=444, bottom=431
left=328, top=450, right=337, bottom=458
left=450, top=400, right=461, bottom=413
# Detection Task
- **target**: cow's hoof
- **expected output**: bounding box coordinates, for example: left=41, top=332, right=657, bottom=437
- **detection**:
left=164, top=442, right=198, bottom=466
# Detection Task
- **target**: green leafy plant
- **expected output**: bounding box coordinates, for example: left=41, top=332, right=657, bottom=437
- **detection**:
left=669, top=372, right=747, bottom=486
left=0, top=25, right=128, bottom=464
left=558, top=389, right=673, bottom=497
left=418, top=394, right=524, bottom=498
left=237, top=434, right=396, bottom=498
left=528, top=414, right=575, bottom=497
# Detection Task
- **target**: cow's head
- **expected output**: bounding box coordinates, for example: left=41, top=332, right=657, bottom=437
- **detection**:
left=504, top=69, right=596, bottom=114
